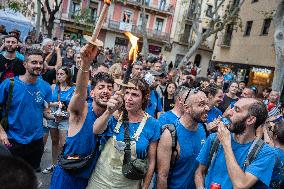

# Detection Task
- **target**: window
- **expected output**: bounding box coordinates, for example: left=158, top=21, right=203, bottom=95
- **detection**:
left=138, top=14, right=149, bottom=29
left=261, top=18, right=271, bottom=35
left=154, top=18, right=164, bottom=32
left=244, top=21, right=253, bottom=36
left=181, top=24, right=192, bottom=43
left=206, top=5, right=213, bottom=17
left=122, top=11, right=132, bottom=23
left=72, top=2, right=80, bottom=15
left=222, top=24, right=233, bottom=46
left=90, top=8, right=97, bottom=21
left=252, top=0, right=258, bottom=3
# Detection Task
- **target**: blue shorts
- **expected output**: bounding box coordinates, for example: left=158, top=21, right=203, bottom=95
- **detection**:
left=47, top=120, right=69, bottom=131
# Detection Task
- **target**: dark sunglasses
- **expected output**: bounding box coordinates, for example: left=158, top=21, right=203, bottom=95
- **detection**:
left=183, top=87, right=199, bottom=104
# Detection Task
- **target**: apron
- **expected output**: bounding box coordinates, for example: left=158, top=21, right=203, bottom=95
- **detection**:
left=87, top=113, right=149, bottom=189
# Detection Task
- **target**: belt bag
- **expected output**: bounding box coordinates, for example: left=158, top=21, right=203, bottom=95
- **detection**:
left=122, top=158, right=149, bottom=180
left=58, top=151, right=95, bottom=174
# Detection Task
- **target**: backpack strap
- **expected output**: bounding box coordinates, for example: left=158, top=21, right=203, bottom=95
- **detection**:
left=243, top=138, right=265, bottom=170
left=161, top=124, right=177, bottom=152
left=161, top=124, right=178, bottom=177
left=208, top=136, right=220, bottom=168
left=1, top=77, right=14, bottom=131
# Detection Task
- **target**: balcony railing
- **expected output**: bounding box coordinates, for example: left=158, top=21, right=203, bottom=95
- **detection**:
left=107, top=19, right=170, bottom=42
left=117, top=0, right=174, bottom=15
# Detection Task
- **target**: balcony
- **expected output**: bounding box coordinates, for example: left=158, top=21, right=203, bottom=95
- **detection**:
left=185, top=7, right=195, bottom=21
left=107, top=19, right=170, bottom=42
left=116, top=0, right=174, bottom=16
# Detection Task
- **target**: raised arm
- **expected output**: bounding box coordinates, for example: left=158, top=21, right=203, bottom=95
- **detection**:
left=54, top=45, right=62, bottom=71
left=217, top=123, right=258, bottom=188
left=68, top=44, right=96, bottom=116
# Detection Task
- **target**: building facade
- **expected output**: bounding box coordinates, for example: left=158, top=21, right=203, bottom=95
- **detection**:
left=212, top=0, right=277, bottom=89
left=53, top=0, right=175, bottom=58
left=163, top=0, right=216, bottom=77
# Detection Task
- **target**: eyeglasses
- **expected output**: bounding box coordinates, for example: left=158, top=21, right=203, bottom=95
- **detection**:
left=183, top=87, right=199, bottom=104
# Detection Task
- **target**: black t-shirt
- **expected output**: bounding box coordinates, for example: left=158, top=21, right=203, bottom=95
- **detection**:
left=0, top=54, right=25, bottom=83
left=62, top=57, right=75, bottom=68
left=163, top=97, right=175, bottom=112
left=218, top=94, right=238, bottom=113
left=42, top=52, right=57, bottom=85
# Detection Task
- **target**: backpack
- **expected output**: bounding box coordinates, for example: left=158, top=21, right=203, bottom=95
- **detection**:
left=0, top=77, right=14, bottom=131
left=208, top=136, right=265, bottom=170
left=161, top=124, right=178, bottom=167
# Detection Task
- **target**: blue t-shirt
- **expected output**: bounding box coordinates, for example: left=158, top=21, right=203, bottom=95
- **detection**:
left=1, top=51, right=24, bottom=61
left=197, top=133, right=275, bottom=188
left=106, top=115, right=160, bottom=159
left=145, top=90, right=163, bottom=118
left=158, top=110, right=179, bottom=126
left=224, top=72, right=234, bottom=82
left=168, top=121, right=206, bottom=189
left=269, top=147, right=284, bottom=189
left=52, top=85, right=75, bottom=107
left=206, top=106, right=222, bottom=124
left=0, top=76, right=52, bottom=144
left=62, top=103, right=100, bottom=179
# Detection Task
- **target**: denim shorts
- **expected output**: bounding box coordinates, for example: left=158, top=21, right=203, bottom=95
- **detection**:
left=47, top=120, right=69, bottom=131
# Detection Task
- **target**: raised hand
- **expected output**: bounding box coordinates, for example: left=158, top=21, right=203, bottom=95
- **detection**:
left=107, top=91, right=123, bottom=114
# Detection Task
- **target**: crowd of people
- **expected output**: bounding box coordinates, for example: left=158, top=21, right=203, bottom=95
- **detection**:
left=0, top=28, right=283, bottom=189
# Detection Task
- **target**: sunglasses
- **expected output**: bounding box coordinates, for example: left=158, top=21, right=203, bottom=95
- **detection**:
left=183, top=87, right=199, bottom=104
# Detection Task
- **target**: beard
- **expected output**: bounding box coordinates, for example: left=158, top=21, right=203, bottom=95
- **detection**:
left=28, top=69, right=42, bottom=76
left=93, top=96, right=108, bottom=108
left=6, top=46, right=17, bottom=53
left=228, top=116, right=248, bottom=135
left=192, top=111, right=207, bottom=123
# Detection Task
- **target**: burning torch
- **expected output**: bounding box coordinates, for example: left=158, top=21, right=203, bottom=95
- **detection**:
left=84, top=0, right=112, bottom=46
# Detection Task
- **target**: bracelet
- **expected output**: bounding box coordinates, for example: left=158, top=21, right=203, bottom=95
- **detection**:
left=77, top=63, right=89, bottom=73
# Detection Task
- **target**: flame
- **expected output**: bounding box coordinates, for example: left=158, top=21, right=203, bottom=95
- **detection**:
left=104, top=0, right=112, bottom=5
left=124, top=32, right=139, bottom=63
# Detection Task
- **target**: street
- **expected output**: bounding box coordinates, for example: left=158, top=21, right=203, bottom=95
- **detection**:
left=37, top=136, right=52, bottom=189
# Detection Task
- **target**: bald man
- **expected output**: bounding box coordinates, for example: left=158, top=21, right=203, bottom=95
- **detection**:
left=157, top=91, right=209, bottom=189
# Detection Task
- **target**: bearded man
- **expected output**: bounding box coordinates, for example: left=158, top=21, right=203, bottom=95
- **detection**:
left=157, top=90, right=208, bottom=189
left=195, top=98, right=275, bottom=189
left=0, top=34, right=25, bottom=83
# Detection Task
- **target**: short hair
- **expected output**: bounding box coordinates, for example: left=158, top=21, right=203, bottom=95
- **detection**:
left=4, top=33, right=19, bottom=42
left=128, top=77, right=150, bottom=110
left=92, top=62, right=109, bottom=70
left=174, top=84, right=190, bottom=101
left=202, top=83, right=222, bottom=97
left=182, top=70, right=190, bottom=76
left=263, top=87, right=272, bottom=93
left=24, top=49, right=43, bottom=61
left=247, top=99, right=268, bottom=129
left=193, top=77, right=209, bottom=88
left=91, top=72, right=114, bottom=88
left=41, top=38, right=53, bottom=46
left=0, top=156, right=37, bottom=189
left=274, top=120, right=284, bottom=145
left=109, top=63, right=122, bottom=79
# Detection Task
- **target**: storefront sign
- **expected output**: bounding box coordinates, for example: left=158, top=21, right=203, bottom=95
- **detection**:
left=251, top=67, right=272, bottom=74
